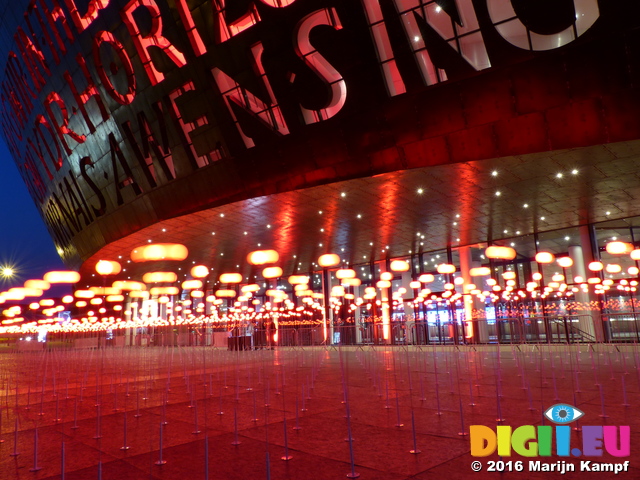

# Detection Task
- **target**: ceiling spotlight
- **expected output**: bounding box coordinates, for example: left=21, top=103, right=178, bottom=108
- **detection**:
left=491, top=171, right=498, bottom=176
left=417, top=188, right=424, bottom=194
left=495, top=191, right=501, bottom=196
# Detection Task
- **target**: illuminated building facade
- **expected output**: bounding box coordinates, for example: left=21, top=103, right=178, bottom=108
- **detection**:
left=2, top=0, right=640, bottom=342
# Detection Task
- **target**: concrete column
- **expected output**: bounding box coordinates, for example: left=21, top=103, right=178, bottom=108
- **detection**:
left=400, top=271, right=415, bottom=317
left=400, top=271, right=415, bottom=344
left=459, top=246, right=489, bottom=343
left=568, top=226, right=605, bottom=341
left=354, top=284, right=363, bottom=344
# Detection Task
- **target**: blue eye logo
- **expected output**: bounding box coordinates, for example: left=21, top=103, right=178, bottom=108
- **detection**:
left=543, top=404, right=585, bottom=424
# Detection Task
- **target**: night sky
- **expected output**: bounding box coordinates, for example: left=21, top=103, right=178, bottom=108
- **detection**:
left=0, top=138, right=67, bottom=291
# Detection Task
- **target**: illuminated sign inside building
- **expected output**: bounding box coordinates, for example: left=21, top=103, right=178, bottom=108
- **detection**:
left=0, top=0, right=632, bottom=259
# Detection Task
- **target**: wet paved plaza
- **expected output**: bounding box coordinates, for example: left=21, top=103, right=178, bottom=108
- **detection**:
left=0, top=344, right=638, bottom=479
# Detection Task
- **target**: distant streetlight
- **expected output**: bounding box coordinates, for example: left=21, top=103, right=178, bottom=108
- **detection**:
left=1, top=267, right=14, bottom=278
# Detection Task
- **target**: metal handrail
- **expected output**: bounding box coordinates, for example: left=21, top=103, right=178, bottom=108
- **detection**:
left=546, top=316, right=596, bottom=343
left=492, top=315, right=597, bottom=344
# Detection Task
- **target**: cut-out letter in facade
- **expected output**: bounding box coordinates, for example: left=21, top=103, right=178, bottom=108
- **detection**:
left=487, top=0, right=599, bottom=51
left=212, top=43, right=290, bottom=148
left=394, top=0, right=490, bottom=86
left=295, top=8, right=347, bottom=124
left=121, top=0, right=187, bottom=86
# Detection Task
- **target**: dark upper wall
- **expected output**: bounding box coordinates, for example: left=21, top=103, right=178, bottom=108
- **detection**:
left=1, top=0, right=640, bottom=267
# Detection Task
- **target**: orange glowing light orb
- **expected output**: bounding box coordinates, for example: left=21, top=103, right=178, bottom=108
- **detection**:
left=341, top=278, right=362, bottom=287
left=437, top=264, right=456, bottom=274
left=605, top=263, right=622, bottom=273
left=469, top=267, right=490, bottom=277
left=142, top=272, right=178, bottom=284
left=535, top=252, right=555, bottom=264
left=485, top=246, right=516, bottom=260
left=556, top=257, right=573, bottom=268
left=181, top=280, right=203, bottom=290
left=189, top=265, right=209, bottom=278
left=215, top=289, right=237, bottom=298
left=131, top=243, right=188, bottom=262
left=43, top=271, right=80, bottom=284
left=24, top=279, right=50, bottom=290
left=288, top=275, right=309, bottom=285
left=219, top=273, right=243, bottom=284
left=389, top=260, right=410, bottom=272
left=606, top=241, right=633, bottom=255
left=318, top=254, right=340, bottom=267
left=588, top=261, right=604, bottom=272
left=262, top=267, right=283, bottom=279
left=335, top=269, right=356, bottom=279
left=419, top=274, right=435, bottom=283
left=247, top=250, right=279, bottom=265
left=150, top=287, right=179, bottom=296
left=95, top=260, right=122, bottom=276
left=241, top=284, right=261, bottom=293
left=380, top=272, right=393, bottom=281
